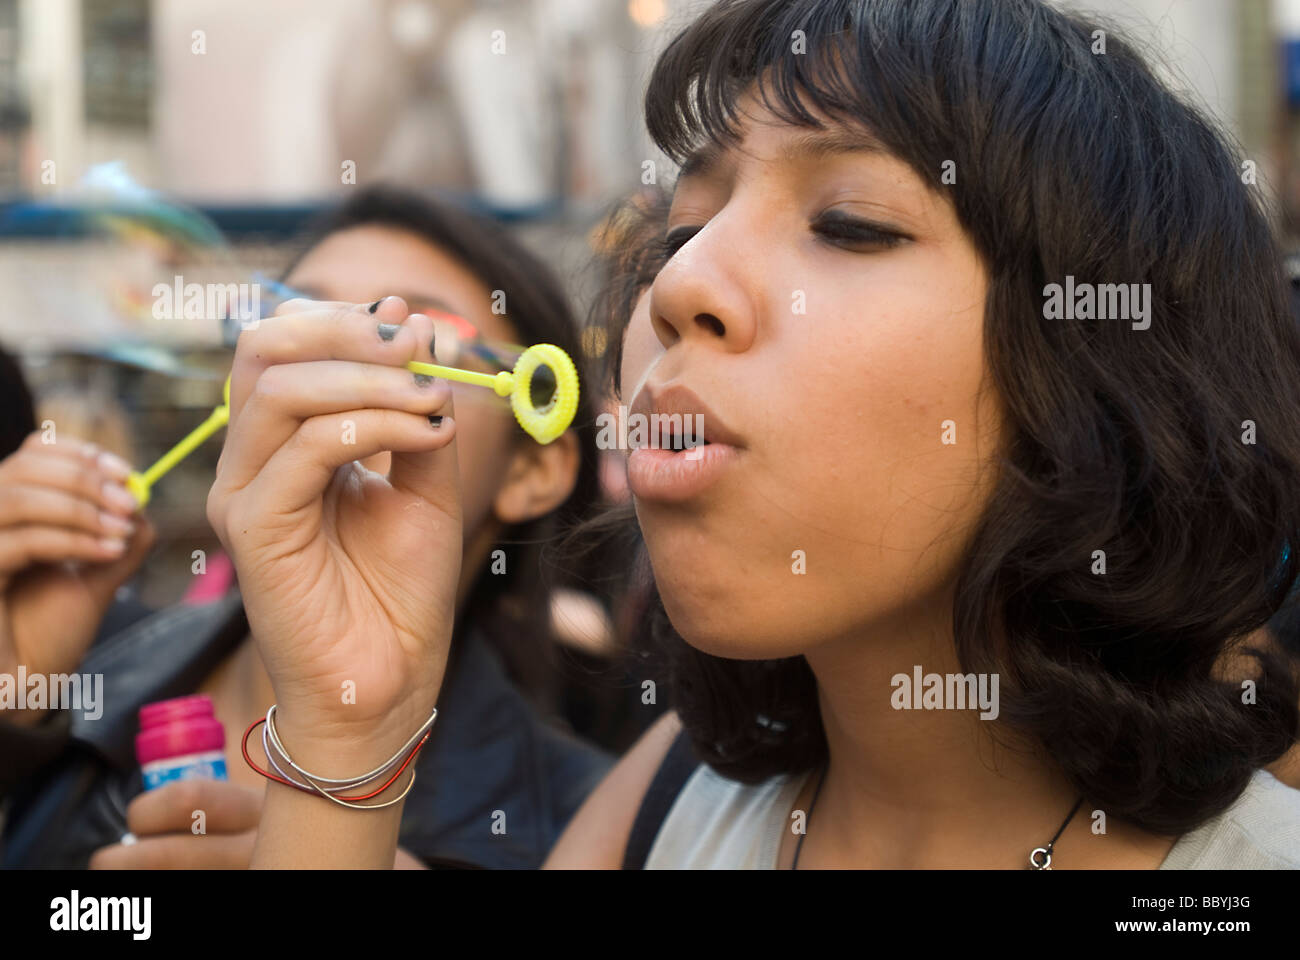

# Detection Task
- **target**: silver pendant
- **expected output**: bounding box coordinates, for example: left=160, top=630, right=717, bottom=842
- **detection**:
left=1029, top=846, right=1052, bottom=870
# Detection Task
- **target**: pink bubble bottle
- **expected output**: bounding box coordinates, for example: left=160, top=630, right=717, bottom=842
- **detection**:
left=135, top=694, right=228, bottom=790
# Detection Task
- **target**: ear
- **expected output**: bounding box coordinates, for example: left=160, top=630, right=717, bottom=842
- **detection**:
left=492, top=429, right=581, bottom=525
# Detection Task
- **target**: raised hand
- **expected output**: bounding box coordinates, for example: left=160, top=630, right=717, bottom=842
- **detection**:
left=0, top=433, right=155, bottom=723
left=206, top=297, right=461, bottom=777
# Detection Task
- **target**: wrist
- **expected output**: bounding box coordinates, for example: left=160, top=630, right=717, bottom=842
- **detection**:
left=263, top=695, right=438, bottom=781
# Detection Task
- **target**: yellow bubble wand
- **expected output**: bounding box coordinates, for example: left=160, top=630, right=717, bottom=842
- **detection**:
left=125, top=376, right=231, bottom=508
left=125, top=343, right=580, bottom=507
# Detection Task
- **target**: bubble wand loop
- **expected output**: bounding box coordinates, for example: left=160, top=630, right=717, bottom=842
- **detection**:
left=406, top=342, right=579, bottom=447
left=124, top=343, right=580, bottom=507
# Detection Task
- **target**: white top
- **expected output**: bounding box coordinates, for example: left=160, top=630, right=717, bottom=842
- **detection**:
left=644, top=765, right=1300, bottom=869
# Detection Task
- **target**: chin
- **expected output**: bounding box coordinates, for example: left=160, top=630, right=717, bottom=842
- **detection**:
left=650, top=570, right=808, bottom=660
left=638, top=506, right=812, bottom=658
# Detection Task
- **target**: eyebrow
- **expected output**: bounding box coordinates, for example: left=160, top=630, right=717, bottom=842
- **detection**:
left=677, top=127, right=886, bottom=181
left=783, top=128, right=886, bottom=164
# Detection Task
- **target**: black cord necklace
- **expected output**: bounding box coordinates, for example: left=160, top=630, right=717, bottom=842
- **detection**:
left=790, top=762, right=1086, bottom=870
left=791, top=762, right=827, bottom=870
left=1028, top=795, right=1086, bottom=869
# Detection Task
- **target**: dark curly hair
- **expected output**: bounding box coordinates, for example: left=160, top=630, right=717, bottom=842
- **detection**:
left=583, top=0, right=1300, bottom=838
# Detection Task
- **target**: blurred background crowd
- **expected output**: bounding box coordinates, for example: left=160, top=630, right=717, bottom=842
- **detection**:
left=0, top=0, right=1297, bottom=757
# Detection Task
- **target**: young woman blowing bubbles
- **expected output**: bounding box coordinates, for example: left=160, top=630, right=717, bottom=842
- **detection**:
left=214, top=0, right=1300, bottom=868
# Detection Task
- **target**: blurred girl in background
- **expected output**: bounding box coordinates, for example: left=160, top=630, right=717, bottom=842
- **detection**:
left=0, top=185, right=614, bottom=869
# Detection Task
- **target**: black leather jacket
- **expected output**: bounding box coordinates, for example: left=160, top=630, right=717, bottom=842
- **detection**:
left=0, top=588, right=614, bottom=868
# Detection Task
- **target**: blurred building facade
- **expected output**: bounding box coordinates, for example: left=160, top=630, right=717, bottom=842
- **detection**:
left=1, top=1, right=1290, bottom=235
left=4, top=0, right=677, bottom=209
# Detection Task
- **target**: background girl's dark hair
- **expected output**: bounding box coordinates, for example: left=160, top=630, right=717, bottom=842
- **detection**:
left=0, top=344, right=37, bottom=458
left=285, top=185, right=601, bottom=718
left=589, top=0, right=1300, bottom=837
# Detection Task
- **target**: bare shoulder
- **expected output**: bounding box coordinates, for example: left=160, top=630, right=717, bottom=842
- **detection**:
left=543, top=709, right=684, bottom=869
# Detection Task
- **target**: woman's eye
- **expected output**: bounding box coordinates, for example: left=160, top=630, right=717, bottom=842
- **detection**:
left=661, top=225, right=703, bottom=257
left=812, top=212, right=909, bottom=251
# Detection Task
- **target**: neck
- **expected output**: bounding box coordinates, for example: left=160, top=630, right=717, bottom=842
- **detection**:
left=798, top=582, right=1174, bottom=868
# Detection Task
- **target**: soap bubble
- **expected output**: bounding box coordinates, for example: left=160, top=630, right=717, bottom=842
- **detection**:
left=20, top=162, right=237, bottom=377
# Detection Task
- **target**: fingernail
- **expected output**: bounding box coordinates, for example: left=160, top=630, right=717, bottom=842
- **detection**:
left=413, top=373, right=434, bottom=388
left=368, top=299, right=384, bottom=314
left=99, top=536, right=127, bottom=553
left=377, top=323, right=400, bottom=342
left=430, top=333, right=437, bottom=358
left=428, top=415, right=444, bottom=427
left=99, top=511, right=134, bottom=536
left=102, top=481, right=137, bottom=514
left=97, top=450, right=131, bottom=480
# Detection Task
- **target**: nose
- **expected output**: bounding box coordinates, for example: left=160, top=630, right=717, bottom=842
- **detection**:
left=646, top=215, right=759, bottom=356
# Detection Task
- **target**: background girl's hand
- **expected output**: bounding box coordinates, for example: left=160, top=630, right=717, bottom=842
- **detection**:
left=88, top=779, right=261, bottom=869
left=0, top=432, right=155, bottom=704
left=206, top=297, right=461, bottom=774
left=87, top=778, right=430, bottom=868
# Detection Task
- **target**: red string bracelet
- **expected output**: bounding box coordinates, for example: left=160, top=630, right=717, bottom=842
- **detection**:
left=242, top=717, right=430, bottom=802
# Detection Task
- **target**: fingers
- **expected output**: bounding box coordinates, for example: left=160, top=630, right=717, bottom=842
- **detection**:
left=250, top=407, right=456, bottom=518
left=0, top=442, right=138, bottom=517
left=16, top=430, right=132, bottom=478
left=0, top=484, right=135, bottom=540
left=89, top=779, right=263, bottom=869
left=387, top=312, right=460, bottom=513
left=211, top=298, right=463, bottom=535
left=0, top=438, right=143, bottom=576
left=124, top=778, right=263, bottom=837
left=227, top=296, right=422, bottom=425
left=0, top=526, right=133, bottom=574
left=217, top=359, right=451, bottom=492
left=89, top=830, right=256, bottom=870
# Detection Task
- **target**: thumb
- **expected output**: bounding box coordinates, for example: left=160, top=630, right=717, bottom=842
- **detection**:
left=387, top=313, right=461, bottom=517
left=80, top=514, right=156, bottom=604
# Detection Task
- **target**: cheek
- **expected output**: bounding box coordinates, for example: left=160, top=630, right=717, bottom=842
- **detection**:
left=742, top=275, right=999, bottom=635
left=619, top=307, right=664, bottom=401
left=640, top=301, right=999, bottom=657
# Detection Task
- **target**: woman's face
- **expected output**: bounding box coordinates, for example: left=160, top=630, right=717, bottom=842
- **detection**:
left=620, top=94, right=1005, bottom=658
left=284, top=224, right=521, bottom=542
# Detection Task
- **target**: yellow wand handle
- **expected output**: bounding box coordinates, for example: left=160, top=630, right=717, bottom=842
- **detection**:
left=126, top=377, right=231, bottom=507
left=406, top=361, right=515, bottom=397
left=121, top=341, right=580, bottom=508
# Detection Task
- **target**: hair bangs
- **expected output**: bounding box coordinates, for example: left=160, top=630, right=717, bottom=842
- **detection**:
left=644, top=0, right=880, bottom=170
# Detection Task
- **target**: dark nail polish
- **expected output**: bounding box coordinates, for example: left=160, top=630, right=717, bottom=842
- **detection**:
left=368, top=299, right=383, bottom=314
left=429, top=333, right=437, bottom=358
left=428, top=415, right=444, bottom=427
left=377, top=323, right=400, bottom=342
left=413, top=373, right=434, bottom=387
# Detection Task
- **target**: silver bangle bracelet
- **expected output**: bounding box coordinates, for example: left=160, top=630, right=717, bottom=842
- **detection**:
left=260, top=703, right=438, bottom=802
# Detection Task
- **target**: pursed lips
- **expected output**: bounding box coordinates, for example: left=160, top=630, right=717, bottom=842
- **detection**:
left=628, top=382, right=746, bottom=450
left=624, top=381, right=746, bottom=503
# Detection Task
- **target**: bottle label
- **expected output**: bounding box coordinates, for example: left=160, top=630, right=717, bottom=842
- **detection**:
left=141, top=751, right=228, bottom=790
